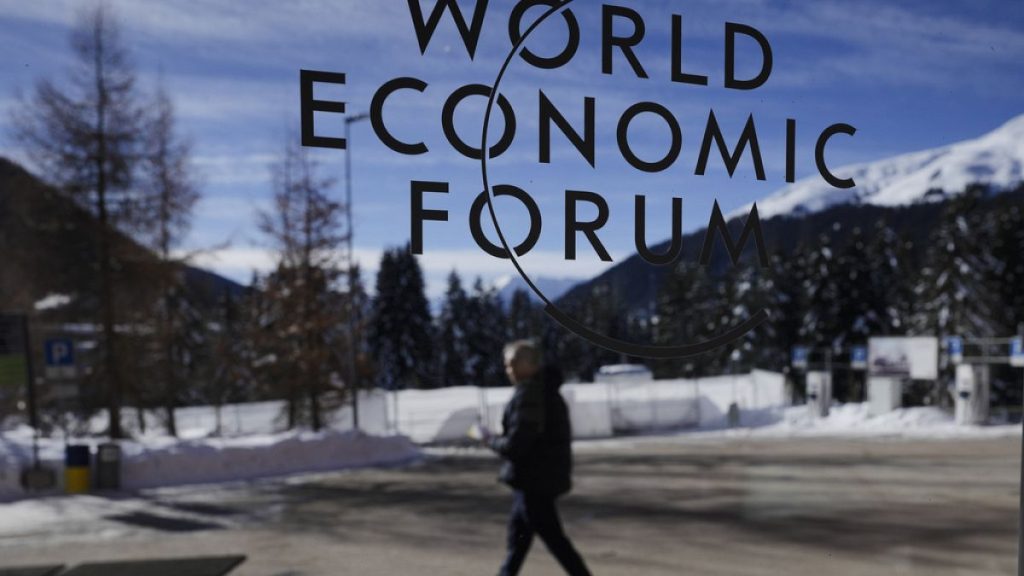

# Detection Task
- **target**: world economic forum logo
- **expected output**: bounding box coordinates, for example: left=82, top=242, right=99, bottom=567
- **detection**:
left=299, top=0, right=857, bottom=358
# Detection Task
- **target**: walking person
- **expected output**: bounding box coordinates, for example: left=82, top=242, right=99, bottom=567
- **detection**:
left=482, top=339, right=592, bottom=576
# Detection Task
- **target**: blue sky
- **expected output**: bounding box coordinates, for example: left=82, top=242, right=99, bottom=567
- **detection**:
left=1, top=0, right=1022, bottom=299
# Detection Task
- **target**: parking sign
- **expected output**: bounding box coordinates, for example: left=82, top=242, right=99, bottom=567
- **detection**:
left=946, top=336, right=963, bottom=364
left=850, top=346, right=868, bottom=370
left=45, top=339, right=74, bottom=367
left=1011, top=337, right=1024, bottom=368
left=791, top=346, right=809, bottom=370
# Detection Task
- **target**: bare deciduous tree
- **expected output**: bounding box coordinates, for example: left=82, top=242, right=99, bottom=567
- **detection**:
left=257, top=139, right=349, bottom=431
left=140, top=82, right=200, bottom=437
left=11, top=4, right=149, bottom=438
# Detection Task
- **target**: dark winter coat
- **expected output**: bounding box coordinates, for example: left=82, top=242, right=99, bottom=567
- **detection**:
left=488, top=365, right=573, bottom=497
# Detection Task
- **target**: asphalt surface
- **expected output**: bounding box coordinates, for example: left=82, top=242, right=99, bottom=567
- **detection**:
left=1, top=436, right=1020, bottom=575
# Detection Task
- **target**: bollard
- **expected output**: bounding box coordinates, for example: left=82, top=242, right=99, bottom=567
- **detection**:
left=64, top=445, right=90, bottom=494
left=95, top=442, right=122, bottom=490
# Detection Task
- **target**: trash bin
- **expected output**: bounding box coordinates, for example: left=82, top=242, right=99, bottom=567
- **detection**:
left=727, top=402, right=741, bottom=428
left=805, top=371, right=832, bottom=418
left=64, top=445, right=90, bottom=494
left=96, top=442, right=122, bottom=490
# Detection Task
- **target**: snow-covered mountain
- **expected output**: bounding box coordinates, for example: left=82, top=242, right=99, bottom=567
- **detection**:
left=736, top=114, right=1024, bottom=219
left=494, top=274, right=580, bottom=305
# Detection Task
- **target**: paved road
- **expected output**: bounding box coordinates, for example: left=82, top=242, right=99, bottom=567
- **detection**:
left=1, top=436, right=1020, bottom=575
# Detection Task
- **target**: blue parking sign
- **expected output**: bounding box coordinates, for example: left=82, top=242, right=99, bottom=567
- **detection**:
left=946, top=336, right=963, bottom=364
left=44, top=339, right=74, bottom=367
left=1011, top=337, right=1024, bottom=368
left=850, top=346, right=867, bottom=370
left=791, top=346, right=809, bottom=370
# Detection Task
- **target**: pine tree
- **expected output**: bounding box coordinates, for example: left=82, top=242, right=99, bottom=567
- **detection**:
left=465, top=277, right=507, bottom=387
left=506, top=288, right=541, bottom=341
left=653, top=262, right=706, bottom=377
left=799, top=231, right=845, bottom=349
left=369, top=246, right=434, bottom=389
left=861, top=220, right=914, bottom=336
left=981, top=191, right=1024, bottom=335
left=436, top=271, right=472, bottom=387
left=913, top=186, right=998, bottom=337
left=348, top=264, right=375, bottom=391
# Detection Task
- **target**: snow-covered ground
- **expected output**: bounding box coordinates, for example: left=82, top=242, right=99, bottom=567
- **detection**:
left=578, top=403, right=1021, bottom=451
left=4, top=372, right=1019, bottom=501
left=0, top=426, right=420, bottom=501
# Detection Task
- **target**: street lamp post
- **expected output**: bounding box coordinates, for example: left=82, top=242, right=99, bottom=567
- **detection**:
left=345, top=112, right=369, bottom=430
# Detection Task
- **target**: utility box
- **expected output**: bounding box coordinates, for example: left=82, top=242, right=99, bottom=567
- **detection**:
left=868, top=377, right=902, bottom=415
left=954, top=364, right=990, bottom=426
left=95, top=442, right=122, bottom=490
left=805, top=371, right=832, bottom=418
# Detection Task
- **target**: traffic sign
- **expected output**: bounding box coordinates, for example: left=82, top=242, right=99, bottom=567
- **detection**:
left=850, top=346, right=868, bottom=370
left=45, top=339, right=74, bottom=367
left=791, top=346, right=809, bottom=370
left=1011, top=337, right=1024, bottom=368
left=946, top=336, right=963, bottom=364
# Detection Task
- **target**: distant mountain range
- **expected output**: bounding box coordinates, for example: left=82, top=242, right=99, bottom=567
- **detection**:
left=560, top=114, right=1024, bottom=312
left=734, top=113, right=1024, bottom=219
left=493, top=274, right=580, bottom=305
left=0, top=157, right=244, bottom=317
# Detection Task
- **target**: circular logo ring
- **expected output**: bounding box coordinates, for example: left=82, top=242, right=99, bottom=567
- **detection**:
left=480, top=0, right=768, bottom=359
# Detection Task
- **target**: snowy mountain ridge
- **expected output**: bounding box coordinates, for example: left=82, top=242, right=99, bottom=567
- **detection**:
left=493, top=274, right=580, bottom=305
left=735, top=113, right=1024, bottom=220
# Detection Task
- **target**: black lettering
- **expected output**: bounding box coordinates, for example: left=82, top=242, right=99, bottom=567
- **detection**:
left=509, top=0, right=579, bottom=69
left=635, top=195, right=683, bottom=266
left=602, top=4, right=648, bottom=78
left=442, top=84, right=516, bottom=160
left=410, top=180, right=449, bottom=254
left=671, top=15, right=708, bottom=86
left=470, top=185, right=542, bottom=258
left=371, top=77, right=429, bottom=155
left=695, top=111, right=766, bottom=180
left=539, top=91, right=595, bottom=167
left=816, top=123, right=857, bottom=189
left=724, top=22, right=772, bottom=90
left=565, top=190, right=612, bottom=262
left=300, top=69, right=347, bottom=149
left=698, top=201, right=768, bottom=267
left=786, top=118, right=796, bottom=183
left=407, top=0, right=489, bottom=59
left=617, top=102, right=682, bottom=173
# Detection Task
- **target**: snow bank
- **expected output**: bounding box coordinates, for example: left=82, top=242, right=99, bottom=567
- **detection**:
left=0, top=426, right=420, bottom=500
left=689, top=402, right=1021, bottom=440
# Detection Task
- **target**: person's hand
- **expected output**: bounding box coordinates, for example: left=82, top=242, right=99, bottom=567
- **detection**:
left=467, top=422, right=492, bottom=443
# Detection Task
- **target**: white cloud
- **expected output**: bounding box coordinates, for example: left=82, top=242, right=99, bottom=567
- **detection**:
left=186, top=244, right=618, bottom=300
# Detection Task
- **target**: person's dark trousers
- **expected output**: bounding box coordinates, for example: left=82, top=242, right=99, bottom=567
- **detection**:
left=499, top=490, right=592, bottom=576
